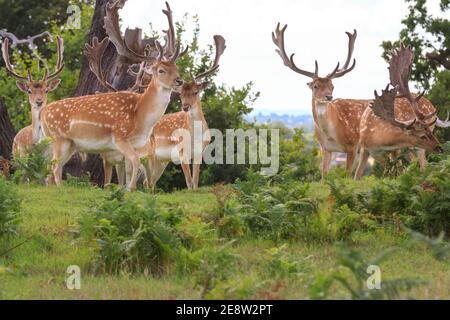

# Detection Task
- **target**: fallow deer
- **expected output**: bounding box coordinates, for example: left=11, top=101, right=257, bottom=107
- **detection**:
left=272, top=24, right=449, bottom=179
left=40, top=28, right=187, bottom=190
left=272, top=23, right=359, bottom=179
left=82, top=1, right=183, bottom=187
left=355, top=45, right=446, bottom=179
left=145, top=35, right=226, bottom=191
left=2, top=36, right=64, bottom=157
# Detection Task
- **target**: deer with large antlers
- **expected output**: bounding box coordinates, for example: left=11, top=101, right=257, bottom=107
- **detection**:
left=145, top=35, right=226, bottom=191
left=81, top=1, right=184, bottom=187
left=273, top=23, right=361, bottom=179
left=354, top=45, right=446, bottom=179
left=1, top=36, right=64, bottom=157
left=272, top=24, right=449, bottom=179
left=40, top=2, right=187, bottom=191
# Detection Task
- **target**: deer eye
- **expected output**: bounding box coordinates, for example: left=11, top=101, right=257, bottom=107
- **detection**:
left=421, top=136, right=427, bottom=140
left=194, top=91, right=199, bottom=95
left=158, top=69, right=166, bottom=74
left=27, top=89, right=32, bottom=94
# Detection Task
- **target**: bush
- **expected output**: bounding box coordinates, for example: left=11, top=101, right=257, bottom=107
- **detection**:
left=177, top=241, right=241, bottom=298
left=327, top=153, right=450, bottom=237
left=264, top=245, right=303, bottom=279
left=309, top=243, right=423, bottom=300
left=235, top=178, right=319, bottom=242
left=77, top=188, right=183, bottom=275
left=0, top=177, right=21, bottom=237
left=12, top=139, right=52, bottom=184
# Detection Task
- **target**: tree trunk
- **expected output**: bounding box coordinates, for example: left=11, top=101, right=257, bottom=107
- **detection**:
left=64, top=0, right=134, bottom=186
left=0, top=97, right=15, bottom=161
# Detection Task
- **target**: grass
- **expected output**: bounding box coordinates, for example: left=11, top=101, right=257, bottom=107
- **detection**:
left=0, top=183, right=448, bottom=300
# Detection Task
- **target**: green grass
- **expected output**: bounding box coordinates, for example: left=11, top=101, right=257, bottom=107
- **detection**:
left=0, top=184, right=448, bottom=300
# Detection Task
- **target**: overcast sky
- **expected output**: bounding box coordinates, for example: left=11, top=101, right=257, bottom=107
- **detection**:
left=120, top=0, right=444, bottom=115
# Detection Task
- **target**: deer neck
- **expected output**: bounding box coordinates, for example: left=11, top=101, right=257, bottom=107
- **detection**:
left=31, top=106, right=43, bottom=144
left=312, top=98, right=330, bottom=130
left=188, top=102, right=208, bottom=134
left=136, top=79, right=173, bottom=134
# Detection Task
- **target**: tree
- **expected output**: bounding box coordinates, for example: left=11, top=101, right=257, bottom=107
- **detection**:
left=381, top=0, right=450, bottom=143
left=0, top=0, right=90, bottom=41
left=381, top=0, right=449, bottom=90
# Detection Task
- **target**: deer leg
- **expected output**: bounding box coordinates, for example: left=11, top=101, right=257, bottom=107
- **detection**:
left=346, top=150, right=357, bottom=176
left=416, top=149, right=427, bottom=172
left=103, top=159, right=113, bottom=186
left=355, top=148, right=370, bottom=180
left=113, top=139, right=139, bottom=191
left=51, top=139, right=74, bottom=186
left=116, top=162, right=126, bottom=186
left=192, top=163, right=201, bottom=190
left=321, top=149, right=332, bottom=181
left=147, top=157, right=169, bottom=192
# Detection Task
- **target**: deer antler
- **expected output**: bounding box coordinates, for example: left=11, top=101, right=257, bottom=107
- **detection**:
left=327, top=30, right=357, bottom=79
left=1, top=37, right=31, bottom=81
left=43, top=36, right=65, bottom=82
left=84, top=37, right=118, bottom=92
left=195, top=35, right=226, bottom=81
left=272, top=23, right=318, bottom=79
left=370, top=85, right=416, bottom=130
left=0, top=30, right=52, bottom=74
left=104, top=0, right=159, bottom=64
left=389, top=43, right=436, bottom=123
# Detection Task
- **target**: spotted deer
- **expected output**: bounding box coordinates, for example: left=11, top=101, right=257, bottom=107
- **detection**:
left=272, top=24, right=449, bottom=179
left=2, top=36, right=64, bottom=157
left=145, top=35, right=226, bottom=191
left=40, top=29, right=187, bottom=190
left=355, top=45, right=447, bottom=179
left=81, top=1, right=184, bottom=187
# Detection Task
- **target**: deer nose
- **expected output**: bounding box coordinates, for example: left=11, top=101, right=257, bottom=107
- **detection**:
left=35, top=101, right=44, bottom=107
left=175, top=78, right=184, bottom=86
left=182, top=105, right=191, bottom=112
left=436, top=146, right=444, bottom=153
left=325, top=95, right=333, bottom=101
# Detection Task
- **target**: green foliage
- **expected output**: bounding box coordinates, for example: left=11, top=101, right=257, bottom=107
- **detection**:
left=279, top=128, right=321, bottom=182
left=309, top=243, right=423, bottom=300
left=264, top=245, right=303, bottom=279
left=0, top=178, right=21, bottom=237
left=77, top=187, right=183, bottom=275
left=381, top=0, right=449, bottom=90
left=12, top=139, right=52, bottom=184
left=235, top=176, right=319, bottom=242
left=0, top=2, right=93, bottom=130
left=205, top=275, right=264, bottom=300
left=0, top=0, right=85, bottom=40
left=178, top=241, right=241, bottom=298
left=327, top=152, right=450, bottom=236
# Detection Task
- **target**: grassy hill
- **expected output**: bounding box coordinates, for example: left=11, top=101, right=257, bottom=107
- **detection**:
left=0, top=183, right=448, bottom=300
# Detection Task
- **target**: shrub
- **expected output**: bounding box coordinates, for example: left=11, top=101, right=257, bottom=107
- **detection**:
left=177, top=241, right=241, bottom=298
left=77, top=187, right=183, bottom=275
left=264, top=245, right=303, bottom=279
left=309, top=243, right=424, bottom=300
left=0, top=177, right=21, bottom=237
left=12, top=139, right=51, bottom=184
left=236, top=180, right=319, bottom=242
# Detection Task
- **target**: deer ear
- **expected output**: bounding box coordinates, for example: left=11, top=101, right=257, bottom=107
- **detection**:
left=199, top=81, right=211, bottom=91
left=307, top=82, right=313, bottom=89
left=46, top=79, right=61, bottom=92
left=16, top=81, right=29, bottom=93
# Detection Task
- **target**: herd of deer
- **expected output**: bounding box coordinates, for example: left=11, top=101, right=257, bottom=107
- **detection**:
left=1, top=1, right=449, bottom=192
